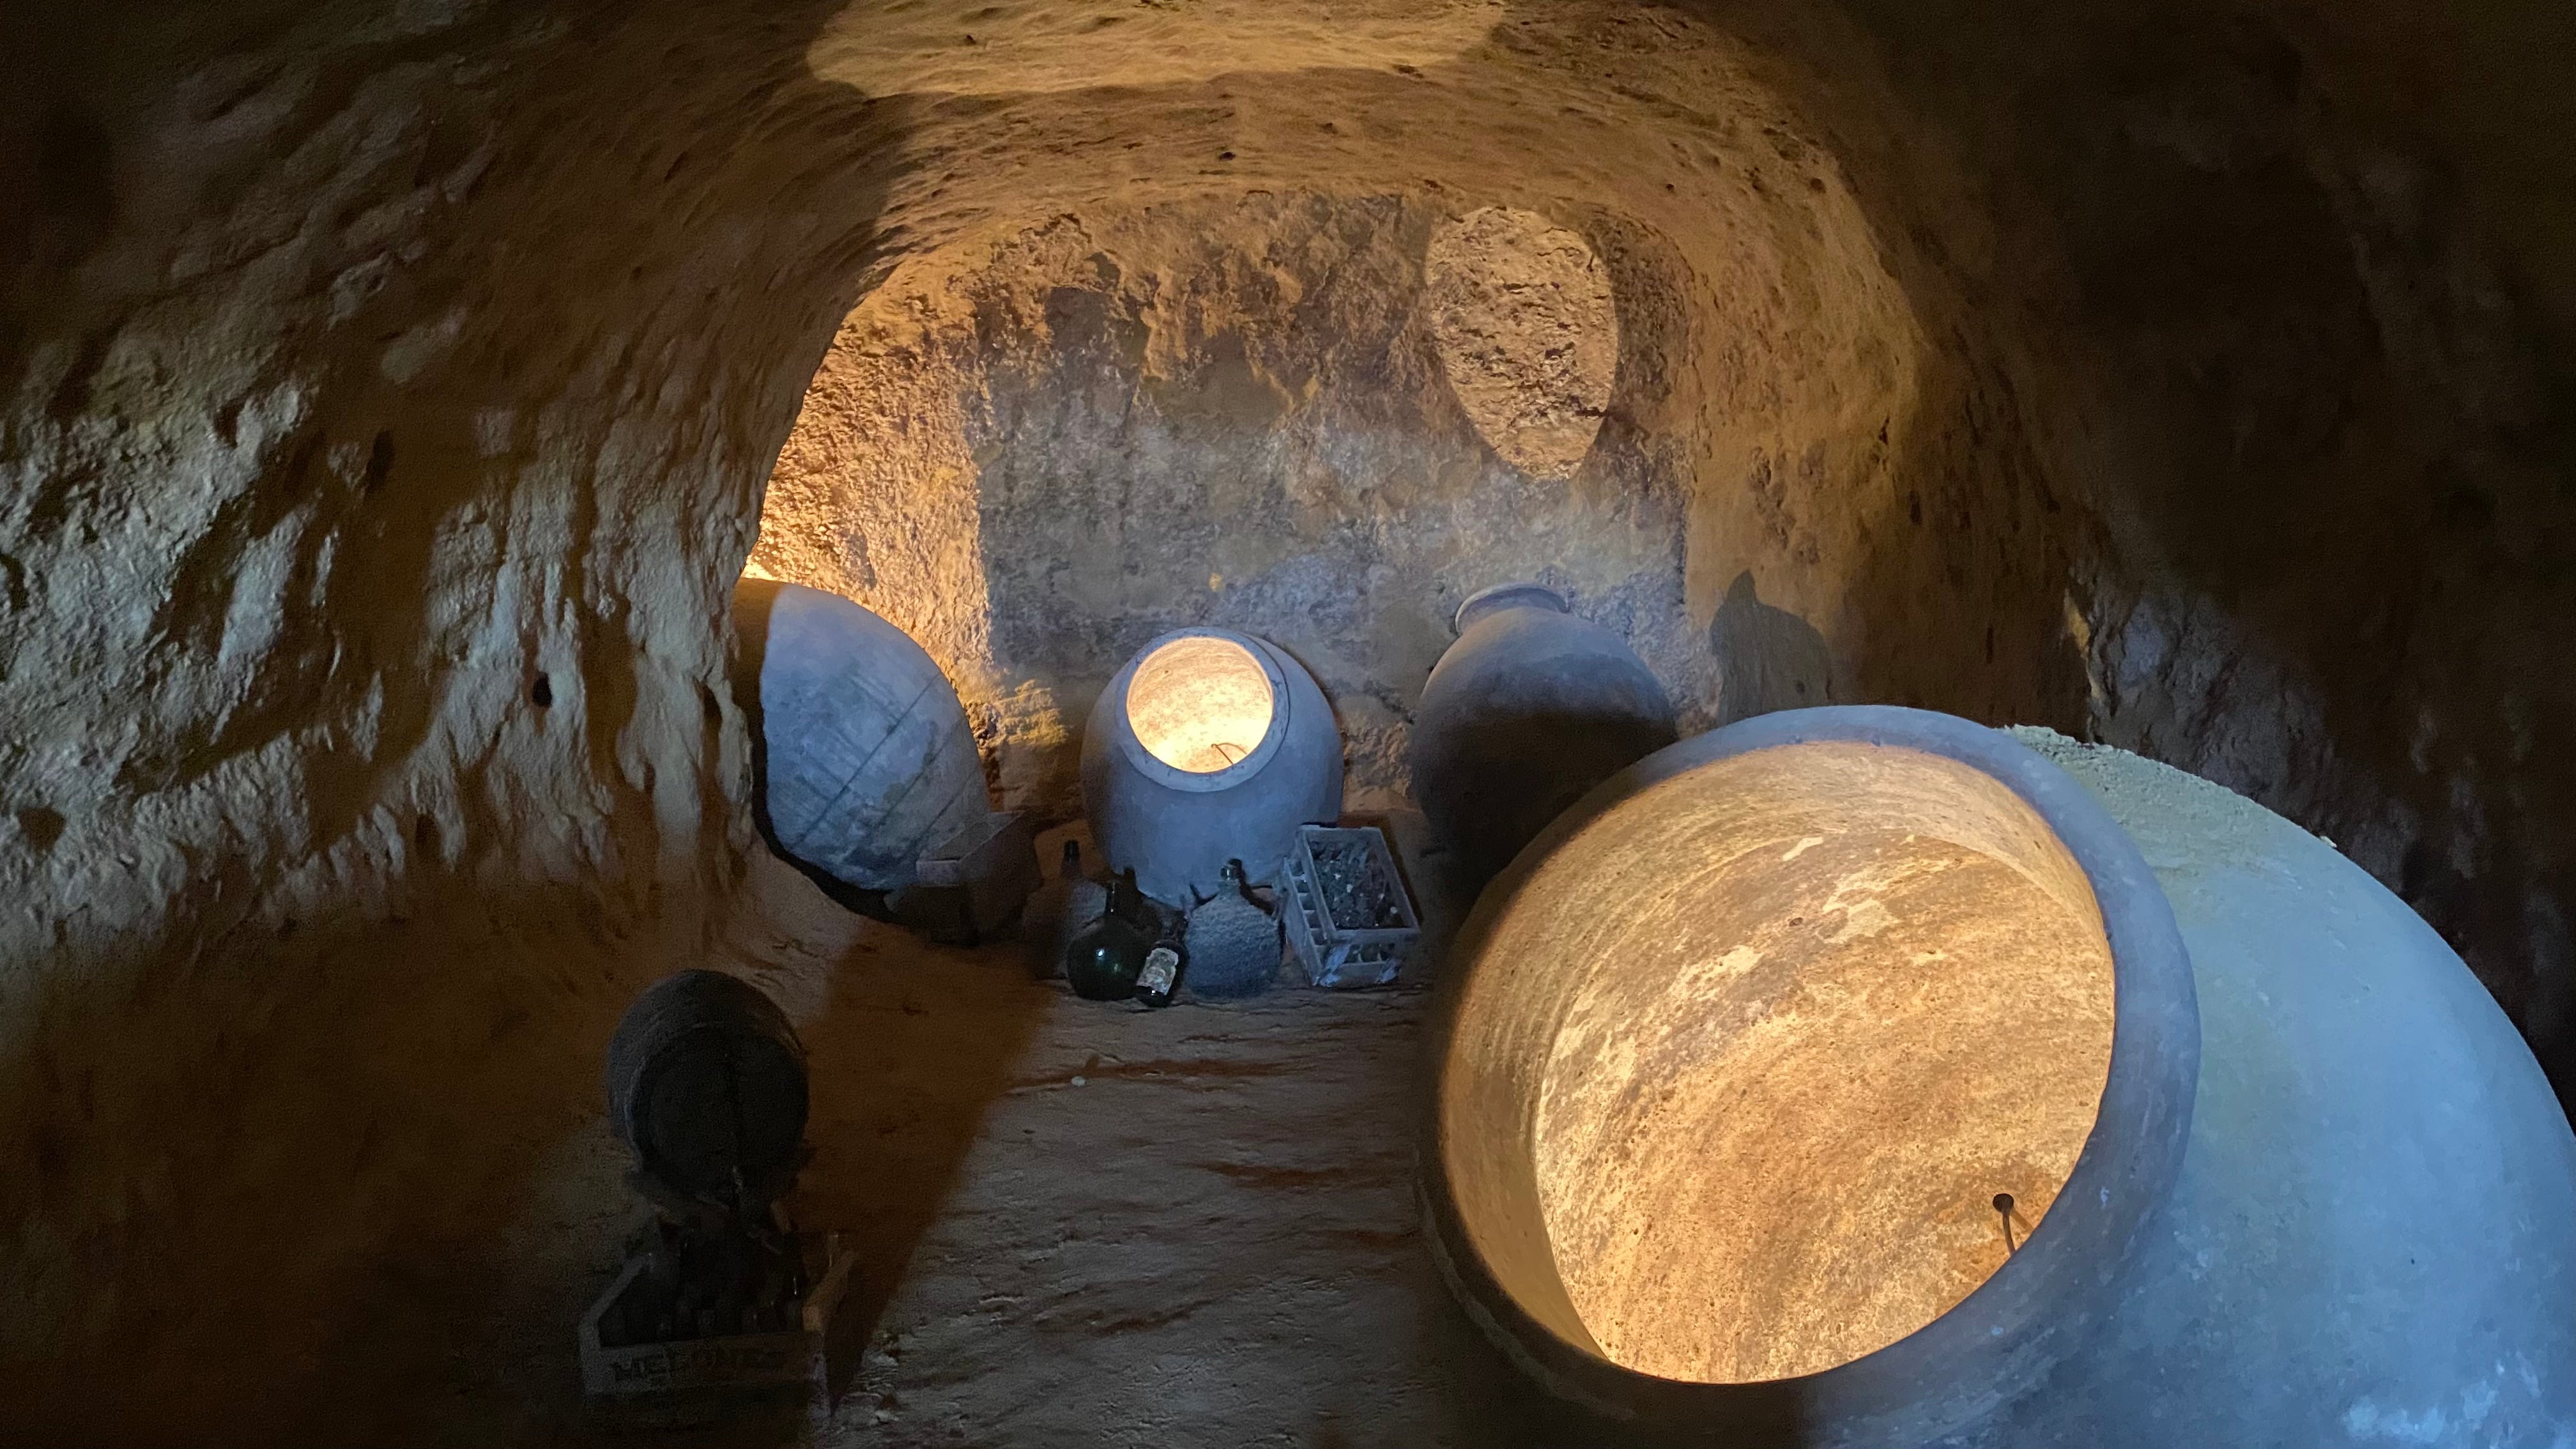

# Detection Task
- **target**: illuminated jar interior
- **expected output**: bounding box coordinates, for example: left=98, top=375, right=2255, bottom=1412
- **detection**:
left=1441, top=740, right=2117, bottom=1384
left=1123, top=634, right=1279, bottom=774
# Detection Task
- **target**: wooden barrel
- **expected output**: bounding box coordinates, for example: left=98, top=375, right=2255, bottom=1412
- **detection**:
left=605, top=970, right=809, bottom=1209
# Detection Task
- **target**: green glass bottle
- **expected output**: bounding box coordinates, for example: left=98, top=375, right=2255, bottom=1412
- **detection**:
left=1065, top=868, right=1154, bottom=1001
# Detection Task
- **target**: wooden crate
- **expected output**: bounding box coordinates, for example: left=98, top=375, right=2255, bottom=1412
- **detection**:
left=578, top=1231, right=857, bottom=1397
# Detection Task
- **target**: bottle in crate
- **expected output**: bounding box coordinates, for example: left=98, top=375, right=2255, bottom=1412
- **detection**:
left=1285, top=825, right=1420, bottom=988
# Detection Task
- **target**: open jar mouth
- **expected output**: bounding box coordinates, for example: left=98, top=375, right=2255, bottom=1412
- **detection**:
left=1116, top=631, right=1289, bottom=786
left=1429, top=707, right=2196, bottom=1416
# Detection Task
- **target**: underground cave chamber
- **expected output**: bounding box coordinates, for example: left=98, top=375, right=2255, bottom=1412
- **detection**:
left=9, top=1, right=2576, bottom=1445
left=729, top=153, right=2576, bottom=1439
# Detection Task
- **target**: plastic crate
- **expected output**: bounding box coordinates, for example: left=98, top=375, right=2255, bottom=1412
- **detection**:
left=1283, top=824, right=1420, bottom=988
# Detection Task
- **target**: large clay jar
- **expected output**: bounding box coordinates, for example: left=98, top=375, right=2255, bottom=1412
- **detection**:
left=732, top=578, right=988, bottom=898
left=1423, top=705, right=2576, bottom=1447
left=1409, top=582, right=1675, bottom=893
left=1081, top=627, right=1342, bottom=907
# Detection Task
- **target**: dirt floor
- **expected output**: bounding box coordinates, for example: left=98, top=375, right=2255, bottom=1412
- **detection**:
left=272, top=812, right=1558, bottom=1448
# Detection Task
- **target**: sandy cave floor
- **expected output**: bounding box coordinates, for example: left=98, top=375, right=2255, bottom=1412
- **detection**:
left=282, top=808, right=1559, bottom=1448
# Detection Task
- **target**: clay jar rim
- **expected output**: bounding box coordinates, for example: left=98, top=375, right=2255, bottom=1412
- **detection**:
left=1106, top=627, right=1295, bottom=795
left=1418, top=705, right=2200, bottom=1441
left=1453, top=580, right=1572, bottom=636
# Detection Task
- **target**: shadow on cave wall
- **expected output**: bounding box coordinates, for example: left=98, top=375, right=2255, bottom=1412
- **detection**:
left=1710, top=570, right=1834, bottom=723
left=964, top=196, right=1709, bottom=806
left=759, top=187, right=1722, bottom=819
left=757, top=119, right=2089, bottom=825
left=1761, top=0, right=2576, bottom=1101
left=19, top=0, right=2576, bottom=1439
left=0, top=1, right=1008, bottom=1441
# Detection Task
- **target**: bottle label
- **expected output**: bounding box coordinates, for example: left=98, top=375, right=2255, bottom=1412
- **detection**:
left=1138, top=949, right=1179, bottom=995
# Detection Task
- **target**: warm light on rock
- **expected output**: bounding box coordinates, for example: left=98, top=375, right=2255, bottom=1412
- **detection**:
left=1425, top=209, right=1620, bottom=482
left=11, top=1, right=2576, bottom=1441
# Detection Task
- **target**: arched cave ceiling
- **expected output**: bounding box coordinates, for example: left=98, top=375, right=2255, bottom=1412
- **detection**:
left=2, top=0, right=2573, bottom=1434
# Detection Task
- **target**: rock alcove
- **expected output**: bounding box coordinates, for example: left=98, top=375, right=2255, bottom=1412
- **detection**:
left=5, top=0, right=2576, bottom=1443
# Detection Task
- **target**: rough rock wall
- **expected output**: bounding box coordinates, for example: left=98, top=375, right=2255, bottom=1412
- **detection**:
left=0, top=3, right=2085, bottom=1429
left=4, top=0, right=2575, bottom=1438
left=0, top=1, right=905, bottom=1432
left=1796, top=0, right=2576, bottom=1096
left=755, top=3, right=2082, bottom=818
left=754, top=0, right=2576, bottom=1101
left=756, top=194, right=1712, bottom=814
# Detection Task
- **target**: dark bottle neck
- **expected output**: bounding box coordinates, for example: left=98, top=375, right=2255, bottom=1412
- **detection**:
left=1110, top=870, right=1144, bottom=922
